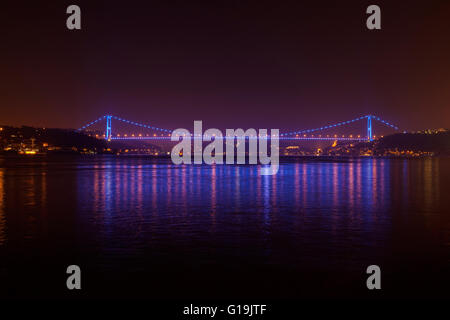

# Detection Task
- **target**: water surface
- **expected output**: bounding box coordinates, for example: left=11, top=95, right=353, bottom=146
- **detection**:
left=0, top=155, right=449, bottom=299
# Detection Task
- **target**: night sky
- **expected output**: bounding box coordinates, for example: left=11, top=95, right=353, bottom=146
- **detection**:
left=2, top=0, right=450, bottom=132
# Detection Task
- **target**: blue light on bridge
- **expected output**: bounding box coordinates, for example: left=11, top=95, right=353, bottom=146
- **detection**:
left=77, top=114, right=399, bottom=142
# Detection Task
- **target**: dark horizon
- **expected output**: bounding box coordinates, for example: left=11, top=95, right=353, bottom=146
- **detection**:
left=2, top=0, right=450, bottom=132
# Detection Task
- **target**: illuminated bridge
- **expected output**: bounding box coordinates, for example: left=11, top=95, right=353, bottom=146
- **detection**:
left=77, top=114, right=399, bottom=142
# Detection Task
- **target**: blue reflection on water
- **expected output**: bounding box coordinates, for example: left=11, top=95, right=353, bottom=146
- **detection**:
left=72, top=157, right=445, bottom=267
left=1, top=156, right=449, bottom=298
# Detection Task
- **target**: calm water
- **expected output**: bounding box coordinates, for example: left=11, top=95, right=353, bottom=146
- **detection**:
left=0, top=155, right=449, bottom=299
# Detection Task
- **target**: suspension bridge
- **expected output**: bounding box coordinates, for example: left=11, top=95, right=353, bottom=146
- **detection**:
left=77, top=114, right=399, bottom=142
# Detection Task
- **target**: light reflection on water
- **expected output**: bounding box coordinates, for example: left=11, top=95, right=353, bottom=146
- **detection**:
left=0, top=168, right=5, bottom=245
left=68, top=157, right=447, bottom=256
left=0, top=156, right=449, bottom=298
left=0, top=157, right=446, bottom=246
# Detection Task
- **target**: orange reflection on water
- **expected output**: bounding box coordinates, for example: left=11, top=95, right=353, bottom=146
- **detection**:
left=423, top=158, right=439, bottom=212
left=0, top=168, right=5, bottom=245
left=271, top=169, right=277, bottom=212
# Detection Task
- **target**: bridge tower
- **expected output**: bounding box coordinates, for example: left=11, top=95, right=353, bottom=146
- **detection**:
left=106, top=115, right=112, bottom=141
left=367, top=115, right=373, bottom=141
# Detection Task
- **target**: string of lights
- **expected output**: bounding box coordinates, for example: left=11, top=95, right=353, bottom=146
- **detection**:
left=281, top=115, right=399, bottom=136
left=78, top=114, right=399, bottom=139
left=111, top=116, right=172, bottom=133
left=77, top=115, right=107, bottom=131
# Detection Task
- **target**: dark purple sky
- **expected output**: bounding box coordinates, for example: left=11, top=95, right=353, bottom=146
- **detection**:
left=2, top=0, right=450, bottom=132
